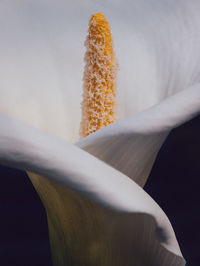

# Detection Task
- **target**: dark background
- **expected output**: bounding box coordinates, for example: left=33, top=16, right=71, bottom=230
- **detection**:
left=0, top=115, right=199, bottom=266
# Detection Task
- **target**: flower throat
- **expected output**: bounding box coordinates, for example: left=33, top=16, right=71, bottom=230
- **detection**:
left=80, top=13, right=118, bottom=138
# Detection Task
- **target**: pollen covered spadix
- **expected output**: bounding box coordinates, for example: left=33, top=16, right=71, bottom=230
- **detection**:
left=80, top=13, right=118, bottom=138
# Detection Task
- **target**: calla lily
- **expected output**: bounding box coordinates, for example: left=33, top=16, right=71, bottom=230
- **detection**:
left=0, top=1, right=200, bottom=265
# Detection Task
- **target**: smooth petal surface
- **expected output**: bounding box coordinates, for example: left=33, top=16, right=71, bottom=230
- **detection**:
left=77, top=84, right=200, bottom=187
left=1, top=1, right=200, bottom=265
left=0, top=114, right=185, bottom=265
left=1, top=0, right=200, bottom=141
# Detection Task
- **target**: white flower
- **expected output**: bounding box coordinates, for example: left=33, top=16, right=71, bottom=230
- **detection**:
left=0, top=1, right=200, bottom=265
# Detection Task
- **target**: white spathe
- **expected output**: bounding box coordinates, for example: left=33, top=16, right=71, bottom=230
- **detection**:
left=0, top=0, right=200, bottom=265
left=0, top=0, right=200, bottom=142
left=0, top=113, right=185, bottom=265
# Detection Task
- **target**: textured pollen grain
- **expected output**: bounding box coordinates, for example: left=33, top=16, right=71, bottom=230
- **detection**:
left=80, top=13, right=118, bottom=138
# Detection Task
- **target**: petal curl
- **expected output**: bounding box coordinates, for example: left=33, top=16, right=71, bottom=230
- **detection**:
left=77, top=84, right=200, bottom=187
left=0, top=114, right=185, bottom=265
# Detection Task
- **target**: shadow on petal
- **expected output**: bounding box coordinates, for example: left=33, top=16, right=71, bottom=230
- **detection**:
left=29, top=173, right=185, bottom=266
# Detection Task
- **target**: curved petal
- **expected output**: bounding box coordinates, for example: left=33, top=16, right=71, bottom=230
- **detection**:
left=0, top=114, right=185, bottom=265
left=1, top=1, right=200, bottom=140
left=77, top=84, right=200, bottom=187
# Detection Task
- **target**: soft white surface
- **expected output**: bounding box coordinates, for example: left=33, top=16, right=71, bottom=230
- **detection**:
left=78, top=84, right=200, bottom=186
left=0, top=1, right=200, bottom=265
left=0, top=113, right=183, bottom=260
left=0, top=0, right=200, bottom=141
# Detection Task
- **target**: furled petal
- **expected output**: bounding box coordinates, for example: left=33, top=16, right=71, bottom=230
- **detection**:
left=0, top=114, right=185, bottom=265
left=1, top=1, right=200, bottom=141
left=77, top=84, right=200, bottom=187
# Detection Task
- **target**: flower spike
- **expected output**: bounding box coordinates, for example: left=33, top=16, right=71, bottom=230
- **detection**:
left=80, top=13, right=118, bottom=138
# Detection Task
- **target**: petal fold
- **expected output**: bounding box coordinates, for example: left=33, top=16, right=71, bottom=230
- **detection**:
left=77, top=84, right=200, bottom=187
left=0, top=114, right=185, bottom=265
